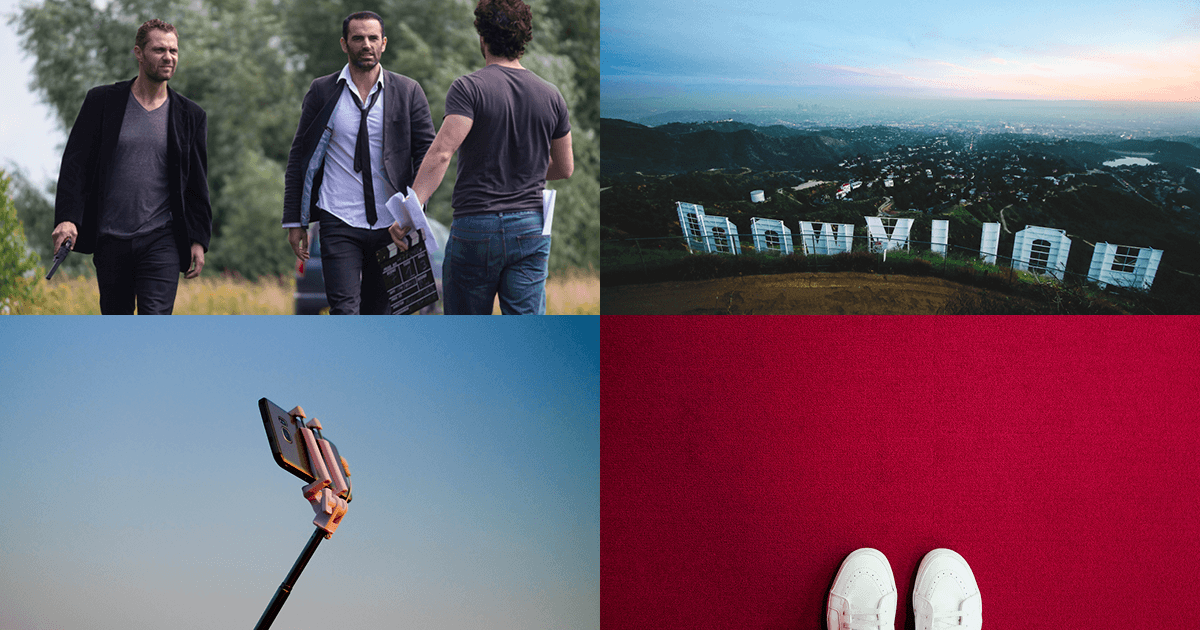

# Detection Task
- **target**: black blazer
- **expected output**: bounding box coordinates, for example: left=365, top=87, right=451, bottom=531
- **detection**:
left=54, top=78, right=212, bottom=272
left=283, top=69, right=436, bottom=227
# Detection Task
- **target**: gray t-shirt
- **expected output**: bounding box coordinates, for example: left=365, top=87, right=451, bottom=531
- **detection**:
left=444, top=64, right=570, bottom=217
left=101, top=91, right=172, bottom=238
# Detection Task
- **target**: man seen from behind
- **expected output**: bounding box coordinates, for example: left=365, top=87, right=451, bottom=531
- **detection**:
left=390, top=0, right=573, bottom=314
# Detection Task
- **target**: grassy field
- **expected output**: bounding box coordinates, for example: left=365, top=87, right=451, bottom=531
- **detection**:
left=512, top=267, right=600, bottom=315
left=8, top=269, right=599, bottom=315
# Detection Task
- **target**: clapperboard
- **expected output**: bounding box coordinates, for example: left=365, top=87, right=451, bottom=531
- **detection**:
left=375, top=228, right=439, bottom=315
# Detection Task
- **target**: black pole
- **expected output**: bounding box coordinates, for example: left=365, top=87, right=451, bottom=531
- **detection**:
left=254, top=527, right=327, bottom=630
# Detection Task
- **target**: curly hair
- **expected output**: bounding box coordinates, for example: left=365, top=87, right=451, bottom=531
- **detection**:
left=135, top=19, right=177, bottom=50
left=473, top=0, right=532, bottom=60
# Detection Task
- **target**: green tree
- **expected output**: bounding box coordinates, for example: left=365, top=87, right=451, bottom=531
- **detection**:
left=0, top=172, right=41, bottom=312
left=534, top=0, right=599, bottom=132
left=9, top=0, right=134, bottom=132
left=13, top=0, right=302, bottom=279
left=8, top=168, right=96, bottom=277
left=546, top=126, right=599, bottom=268
left=168, top=0, right=303, bottom=277
left=206, top=148, right=295, bottom=278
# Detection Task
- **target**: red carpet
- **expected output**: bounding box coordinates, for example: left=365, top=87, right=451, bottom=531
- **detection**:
left=602, top=316, right=1200, bottom=630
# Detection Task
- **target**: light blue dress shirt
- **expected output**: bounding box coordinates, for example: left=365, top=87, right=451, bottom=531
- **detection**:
left=315, top=64, right=390, bottom=229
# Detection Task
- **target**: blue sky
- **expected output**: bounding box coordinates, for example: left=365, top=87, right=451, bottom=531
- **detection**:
left=0, top=316, right=599, bottom=630
left=602, top=0, right=1200, bottom=106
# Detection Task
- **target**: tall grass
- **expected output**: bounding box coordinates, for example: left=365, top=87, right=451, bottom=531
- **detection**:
left=9, top=269, right=599, bottom=315
left=175, top=274, right=296, bottom=314
left=546, top=268, right=601, bottom=315
left=490, top=267, right=601, bottom=315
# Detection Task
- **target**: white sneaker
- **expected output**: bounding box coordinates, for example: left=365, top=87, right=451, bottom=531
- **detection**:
left=913, top=549, right=982, bottom=630
left=827, top=548, right=897, bottom=630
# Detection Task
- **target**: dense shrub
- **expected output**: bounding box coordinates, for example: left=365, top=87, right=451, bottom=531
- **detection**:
left=0, top=172, right=40, bottom=313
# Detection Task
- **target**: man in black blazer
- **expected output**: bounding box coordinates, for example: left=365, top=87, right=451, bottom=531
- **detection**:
left=52, top=19, right=212, bottom=314
left=283, top=10, right=435, bottom=314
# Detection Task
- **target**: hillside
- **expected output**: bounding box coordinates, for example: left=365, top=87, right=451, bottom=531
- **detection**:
left=1110, top=139, right=1200, bottom=168
left=603, top=118, right=1200, bottom=176
left=601, top=118, right=934, bottom=176
left=601, top=120, right=1200, bottom=310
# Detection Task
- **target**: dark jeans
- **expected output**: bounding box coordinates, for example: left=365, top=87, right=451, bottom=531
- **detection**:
left=93, top=225, right=180, bottom=315
left=317, top=211, right=392, bottom=315
left=443, top=211, right=549, bottom=315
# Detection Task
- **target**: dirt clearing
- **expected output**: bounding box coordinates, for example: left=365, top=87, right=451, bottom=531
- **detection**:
left=602, top=271, right=984, bottom=314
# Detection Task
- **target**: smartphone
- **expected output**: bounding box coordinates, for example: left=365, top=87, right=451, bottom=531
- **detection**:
left=259, top=397, right=351, bottom=501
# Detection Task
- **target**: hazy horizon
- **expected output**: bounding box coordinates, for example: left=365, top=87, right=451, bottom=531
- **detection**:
left=602, top=91, right=1200, bottom=137
left=603, top=0, right=1200, bottom=127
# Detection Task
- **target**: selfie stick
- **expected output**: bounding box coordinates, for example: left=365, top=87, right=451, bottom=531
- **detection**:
left=254, top=406, right=351, bottom=630
left=253, top=527, right=327, bottom=630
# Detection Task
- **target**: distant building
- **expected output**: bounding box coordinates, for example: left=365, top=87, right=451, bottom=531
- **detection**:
left=750, top=190, right=766, bottom=203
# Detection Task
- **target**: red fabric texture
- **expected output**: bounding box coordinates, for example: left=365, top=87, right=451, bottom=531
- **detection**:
left=602, top=316, right=1200, bottom=630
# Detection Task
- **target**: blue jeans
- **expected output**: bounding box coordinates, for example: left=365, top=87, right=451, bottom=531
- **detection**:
left=443, top=211, right=549, bottom=315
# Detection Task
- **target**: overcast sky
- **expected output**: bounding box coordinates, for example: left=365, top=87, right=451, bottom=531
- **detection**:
left=602, top=0, right=1200, bottom=105
left=0, top=316, right=599, bottom=630
left=1, top=0, right=66, bottom=184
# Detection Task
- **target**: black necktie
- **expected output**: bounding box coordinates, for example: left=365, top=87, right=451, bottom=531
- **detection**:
left=349, top=85, right=382, bottom=225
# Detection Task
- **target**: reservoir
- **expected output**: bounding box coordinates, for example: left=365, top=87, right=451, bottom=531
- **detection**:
left=1103, top=156, right=1158, bottom=167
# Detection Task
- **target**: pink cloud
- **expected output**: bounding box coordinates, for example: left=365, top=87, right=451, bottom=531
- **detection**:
left=901, top=41, right=1200, bottom=101
left=800, top=40, right=1200, bottom=101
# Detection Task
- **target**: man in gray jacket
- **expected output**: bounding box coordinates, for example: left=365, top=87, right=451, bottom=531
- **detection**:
left=283, top=11, right=435, bottom=314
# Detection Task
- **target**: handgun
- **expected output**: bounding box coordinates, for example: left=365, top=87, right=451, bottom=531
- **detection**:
left=45, top=238, right=72, bottom=280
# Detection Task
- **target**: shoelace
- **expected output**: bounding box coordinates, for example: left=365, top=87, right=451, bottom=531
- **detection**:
left=844, top=608, right=888, bottom=630
left=931, top=609, right=974, bottom=628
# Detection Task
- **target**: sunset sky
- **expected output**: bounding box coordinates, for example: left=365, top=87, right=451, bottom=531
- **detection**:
left=602, top=0, right=1200, bottom=104
left=0, top=317, right=599, bottom=630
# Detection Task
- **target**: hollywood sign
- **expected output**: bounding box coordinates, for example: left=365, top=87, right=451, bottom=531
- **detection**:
left=675, top=201, right=1163, bottom=290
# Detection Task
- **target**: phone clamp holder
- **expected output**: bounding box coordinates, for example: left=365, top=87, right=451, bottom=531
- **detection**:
left=289, top=406, right=350, bottom=538
left=253, top=403, right=353, bottom=630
